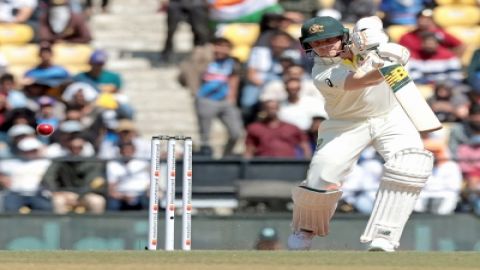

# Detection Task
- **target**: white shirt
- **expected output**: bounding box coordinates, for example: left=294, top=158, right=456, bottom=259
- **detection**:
left=260, top=78, right=323, bottom=102
left=422, top=161, right=462, bottom=197
left=0, top=0, right=37, bottom=22
left=278, top=96, right=327, bottom=130
left=107, top=159, right=150, bottom=197
left=311, top=57, right=398, bottom=119
left=0, top=158, right=50, bottom=195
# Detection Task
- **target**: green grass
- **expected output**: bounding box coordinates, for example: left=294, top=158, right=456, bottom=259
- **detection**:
left=0, top=251, right=478, bottom=270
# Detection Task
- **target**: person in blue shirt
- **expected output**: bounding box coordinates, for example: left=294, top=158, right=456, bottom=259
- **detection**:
left=195, top=37, right=243, bottom=156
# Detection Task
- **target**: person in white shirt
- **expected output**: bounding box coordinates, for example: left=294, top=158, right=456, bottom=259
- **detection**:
left=278, top=78, right=327, bottom=131
left=0, top=137, right=52, bottom=212
left=106, top=141, right=150, bottom=211
left=415, top=138, right=462, bottom=215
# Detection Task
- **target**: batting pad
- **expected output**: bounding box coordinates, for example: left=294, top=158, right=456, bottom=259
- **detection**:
left=360, top=148, right=433, bottom=248
left=291, top=186, right=342, bottom=236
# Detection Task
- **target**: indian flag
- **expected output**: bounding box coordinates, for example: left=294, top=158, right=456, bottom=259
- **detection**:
left=209, top=0, right=283, bottom=24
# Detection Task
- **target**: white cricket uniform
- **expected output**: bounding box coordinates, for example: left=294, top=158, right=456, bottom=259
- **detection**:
left=305, top=56, right=423, bottom=189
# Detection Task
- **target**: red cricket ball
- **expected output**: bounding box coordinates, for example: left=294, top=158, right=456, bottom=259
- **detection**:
left=36, top=123, right=54, bottom=136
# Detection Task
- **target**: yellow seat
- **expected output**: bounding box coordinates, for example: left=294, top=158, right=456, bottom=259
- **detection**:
left=231, top=45, right=251, bottom=63
left=435, top=0, right=478, bottom=5
left=217, top=23, right=260, bottom=47
left=63, top=64, right=91, bottom=74
left=0, top=44, right=39, bottom=66
left=446, top=26, right=480, bottom=66
left=0, top=23, right=34, bottom=45
left=6, top=65, right=36, bottom=82
left=417, top=84, right=434, bottom=99
left=446, top=26, right=480, bottom=46
left=285, top=23, right=302, bottom=39
left=387, top=25, right=415, bottom=43
left=433, top=5, right=480, bottom=27
left=52, top=43, right=93, bottom=66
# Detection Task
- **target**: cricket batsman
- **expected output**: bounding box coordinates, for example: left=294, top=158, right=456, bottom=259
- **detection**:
left=287, top=16, right=434, bottom=252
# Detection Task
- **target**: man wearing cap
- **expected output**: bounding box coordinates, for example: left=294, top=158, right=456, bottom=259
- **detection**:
left=73, top=49, right=122, bottom=93
left=2, top=124, right=37, bottom=158
left=98, top=119, right=150, bottom=159
left=0, top=137, right=52, bottom=213
left=23, top=44, right=70, bottom=89
left=39, top=0, right=92, bottom=44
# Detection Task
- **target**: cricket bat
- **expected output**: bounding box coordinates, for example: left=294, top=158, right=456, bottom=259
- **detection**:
left=378, top=61, right=442, bottom=133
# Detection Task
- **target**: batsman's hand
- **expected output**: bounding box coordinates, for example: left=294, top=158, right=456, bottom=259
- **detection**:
left=376, top=42, right=410, bottom=65
left=351, top=16, right=389, bottom=55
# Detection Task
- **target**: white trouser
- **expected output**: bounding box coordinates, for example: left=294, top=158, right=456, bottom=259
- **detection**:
left=306, top=105, right=423, bottom=189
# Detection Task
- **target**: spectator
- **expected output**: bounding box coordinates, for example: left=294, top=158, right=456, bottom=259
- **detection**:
left=0, top=137, right=52, bottom=213
left=106, top=141, right=149, bottom=211
left=244, top=100, right=311, bottom=158
left=448, top=104, right=480, bottom=159
left=1, top=124, right=36, bottom=158
left=193, top=37, right=243, bottom=156
left=406, top=31, right=463, bottom=85
left=278, top=78, right=327, bottom=131
left=378, top=0, right=428, bottom=26
left=332, top=0, right=379, bottom=24
left=467, top=48, right=480, bottom=92
left=415, top=137, right=462, bottom=215
left=341, top=147, right=383, bottom=214
left=159, top=0, right=210, bottom=63
left=41, top=135, right=107, bottom=214
left=260, top=64, right=321, bottom=103
left=241, top=30, right=301, bottom=122
left=45, top=120, right=95, bottom=157
left=427, top=80, right=469, bottom=123
left=98, top=119, right=150, bottom=159
left=39, top=0, right=91, bottom=44
left=456, top=133, right=480, bottom=216
left=0, top=0, right=38, bottom=24
left=35, top=96, right=62, bottom=130
left=254, top=227, right=282, bottom=250
left=23, top=44, right=71, bottom=90
left=0, top=73, right=28, bottom=110
left=74, top=50, right=122, bottom=93
left=254, top=12, right=303, bottom=47
left=399, top=9, right=466, bottom=58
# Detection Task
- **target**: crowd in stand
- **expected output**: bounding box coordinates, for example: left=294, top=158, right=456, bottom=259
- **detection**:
left=0, top=0, right=479, bottom=216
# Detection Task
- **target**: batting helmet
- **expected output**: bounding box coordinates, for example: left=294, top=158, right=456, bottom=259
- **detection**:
left=299, top=16, right=349, bottom=51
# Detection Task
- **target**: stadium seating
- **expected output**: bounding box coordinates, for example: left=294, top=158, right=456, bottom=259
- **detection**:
left=0, top=24, right=34, bottom=45
left=216, top=23, right=259, bottom=62
left=387, top=25, right=415, bottom=43
left=433, top=5, right=480, bottom=27
left=435, top=0, right=478, bottom=5
left=446, top=26, right=480, bottom=66
left=0, top=44, right=39, bottom=81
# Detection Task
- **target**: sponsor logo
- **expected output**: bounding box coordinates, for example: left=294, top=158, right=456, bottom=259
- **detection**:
left=380, top=64, right=412, bottom=93
left=325, top=79, right=333, bottom=87
left=309, top=24, right=324, bottom=34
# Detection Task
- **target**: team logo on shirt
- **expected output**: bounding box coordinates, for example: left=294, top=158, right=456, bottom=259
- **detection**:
left=309, top=24, right=324, bottom=34
left=325, top=79, right=333, bottom=87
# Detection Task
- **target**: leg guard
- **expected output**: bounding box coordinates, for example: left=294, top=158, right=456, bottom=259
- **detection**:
left=291, top=186, right=342, bottom=236
left=361, top=148, right=433, bottom=248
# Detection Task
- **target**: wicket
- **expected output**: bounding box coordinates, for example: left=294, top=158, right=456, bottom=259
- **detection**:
left=147, top=135, right=193, bottom=251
